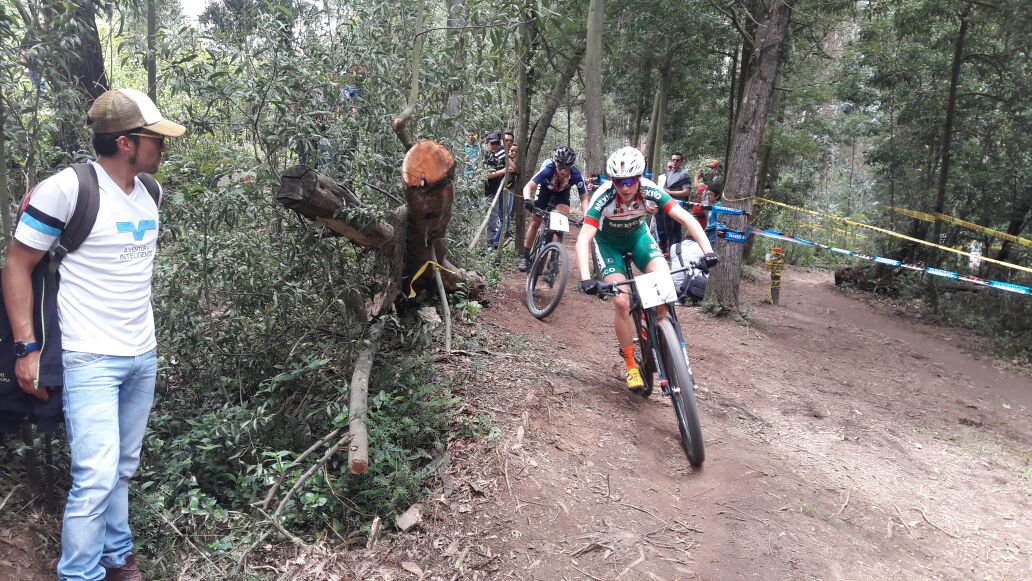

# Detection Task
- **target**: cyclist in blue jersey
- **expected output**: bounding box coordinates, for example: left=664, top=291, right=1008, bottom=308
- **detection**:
left=576, top=147, right=719, bottom=392
left=519, top=146, right=588, bottom=272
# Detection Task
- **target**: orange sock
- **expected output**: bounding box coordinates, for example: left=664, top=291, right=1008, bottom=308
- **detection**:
left=621, top=346, right=637, bottom=370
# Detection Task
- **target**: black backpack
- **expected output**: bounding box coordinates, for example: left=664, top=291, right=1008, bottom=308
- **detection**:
left=0, top=163, right=159, bottom=434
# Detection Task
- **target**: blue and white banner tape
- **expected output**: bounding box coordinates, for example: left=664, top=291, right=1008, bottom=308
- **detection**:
left=711, top=222, right=750, bottom=243
left=750, top=227, right=1030, bottom=297
left=710, top=205, right=749, bottom=217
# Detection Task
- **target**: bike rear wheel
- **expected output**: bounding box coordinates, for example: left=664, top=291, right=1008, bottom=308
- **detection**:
left=525, top=241, right=569, bottom=319
left=657, top=318, right=705, bottom=466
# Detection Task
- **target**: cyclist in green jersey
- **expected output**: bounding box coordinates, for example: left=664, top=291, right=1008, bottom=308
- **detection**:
left=576, top=147, right=719, bottom=392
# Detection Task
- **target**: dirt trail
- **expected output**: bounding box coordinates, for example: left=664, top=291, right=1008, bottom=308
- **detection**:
left=363, top=248, right=1032, bottom=580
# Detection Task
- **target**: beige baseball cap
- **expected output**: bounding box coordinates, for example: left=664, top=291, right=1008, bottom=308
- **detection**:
left=87, top=88, right=186, bottom=137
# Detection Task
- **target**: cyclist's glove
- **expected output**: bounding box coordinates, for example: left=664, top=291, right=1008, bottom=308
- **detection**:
left=524, top=200, right=535, bottom=212
left=702, top=252, right=720, bottom=271
left=580, top=279, right=600, bottom=295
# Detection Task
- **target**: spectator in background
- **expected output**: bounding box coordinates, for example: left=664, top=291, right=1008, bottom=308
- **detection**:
left=503, top=131, right=515, bottom=150
left=463, top=131, right=481, bottom=181
left=656, top=152, right=693, bottom=253
left=704, top=178, right=724, bottom=245
left=482, top=131, right=507, bottom=247
left=490, top=145, right=519, bottom=249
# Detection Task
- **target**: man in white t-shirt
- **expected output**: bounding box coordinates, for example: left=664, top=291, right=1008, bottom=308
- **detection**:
left=2, top=88, right=184, bottom=581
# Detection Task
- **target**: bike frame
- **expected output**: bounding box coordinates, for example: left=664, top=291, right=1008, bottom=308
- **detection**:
left=614, top=254, right=693, bottom=393
left=529, top=206, right=564, bottom=262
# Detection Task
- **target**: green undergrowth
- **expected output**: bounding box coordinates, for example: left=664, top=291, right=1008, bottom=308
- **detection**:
left=121, top=151, right=476, bottom=576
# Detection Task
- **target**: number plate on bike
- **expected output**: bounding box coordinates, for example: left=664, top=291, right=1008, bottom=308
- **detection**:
left=549, top=212, right=570, bottom=233
left=636, top=271, right=678, bottom=308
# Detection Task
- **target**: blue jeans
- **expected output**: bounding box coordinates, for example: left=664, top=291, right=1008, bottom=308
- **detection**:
left=58, top=349, right=157, bottom=581
left=487, top=190, right=515, bottom=248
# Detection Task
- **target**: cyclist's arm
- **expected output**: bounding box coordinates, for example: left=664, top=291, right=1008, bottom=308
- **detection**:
left=522, top=178, right=539, bottom=202
left=575, top=222, right=599, bottom=281
left=668, top=204, right=715, bottom=255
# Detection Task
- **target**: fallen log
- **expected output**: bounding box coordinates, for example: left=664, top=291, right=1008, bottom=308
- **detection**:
left=347, top=324, right=381, bottom=475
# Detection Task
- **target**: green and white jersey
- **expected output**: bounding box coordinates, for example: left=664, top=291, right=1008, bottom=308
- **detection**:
left=583, top=178, right=677, bottom=239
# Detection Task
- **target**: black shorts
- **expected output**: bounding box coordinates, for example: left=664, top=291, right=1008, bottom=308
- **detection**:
left=534, top=187, right=572, bottom=211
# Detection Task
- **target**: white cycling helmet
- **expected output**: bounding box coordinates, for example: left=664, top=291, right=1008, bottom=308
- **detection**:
left=606, top=146, right=646, bottom=179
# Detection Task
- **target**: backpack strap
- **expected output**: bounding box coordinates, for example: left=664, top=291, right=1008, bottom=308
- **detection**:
left=136, top=173, right=161, bottom=208
left=49, top=164, right=101, bottom=277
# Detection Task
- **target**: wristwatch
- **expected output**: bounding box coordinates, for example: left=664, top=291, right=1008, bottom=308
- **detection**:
left=14, top=341, right=41, bottom=358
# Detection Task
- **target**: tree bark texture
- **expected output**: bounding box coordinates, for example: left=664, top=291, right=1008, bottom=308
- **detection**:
left=705, top=0, right=794, bottom=311
left=583, top=0, right=605, bottom=178
left=724, top=45, right=739, bottom=166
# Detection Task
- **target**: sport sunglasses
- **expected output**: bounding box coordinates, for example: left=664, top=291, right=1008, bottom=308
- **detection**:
left=614, top=176, right=639, bottom=188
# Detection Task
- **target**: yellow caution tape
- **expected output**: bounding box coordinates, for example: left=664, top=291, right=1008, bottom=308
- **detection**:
left=886, top=205, right=1031, bottom=247
left=795, top=222, right=870, bottom=240
left=886, top=206, right=937, bottom=223
left=407, top=260, right=457, bottom=298
left=756, top=197, right=1032, bottom=275
left=935, top=213, right=1032, bottom=248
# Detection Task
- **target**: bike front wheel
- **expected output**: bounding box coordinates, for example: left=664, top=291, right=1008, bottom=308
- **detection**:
left=525, top=241, right=569, bottom=319
left=657, top=318, right=705, bottom=466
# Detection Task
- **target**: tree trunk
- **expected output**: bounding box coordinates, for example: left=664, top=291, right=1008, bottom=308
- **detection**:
left=52, top=1, right=109, bottom=157
left=928, top=3, right=971, bottom=310
left=647, top=49, right=676, bottom=174
left=643, top=89, right=661, bottom=170
left=628, top=92, right=646, bottom=148
left=513, top=2, right=534, bottom=247
left=705, top=0, right=795, bottom=311
left=583, top=0, right=605, bottom=178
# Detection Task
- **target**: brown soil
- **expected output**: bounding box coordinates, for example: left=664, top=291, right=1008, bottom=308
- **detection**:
left=353, top=252, right=1031, bottom=579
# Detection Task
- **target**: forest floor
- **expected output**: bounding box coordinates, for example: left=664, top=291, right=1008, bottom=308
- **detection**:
left=2, top=234, right=1031, bottom=580
left=348, top=237, right=1032, bottom=580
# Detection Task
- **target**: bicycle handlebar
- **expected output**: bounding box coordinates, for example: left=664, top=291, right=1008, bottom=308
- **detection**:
left=595, top=259, right=709, bottom=299
left=525, top=201, right=583, bottom=228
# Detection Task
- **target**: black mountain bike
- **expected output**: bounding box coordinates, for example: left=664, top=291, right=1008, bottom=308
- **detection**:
left=525, top=204, right=570, bottom=319
left=596, top=253, right=709, bottom=466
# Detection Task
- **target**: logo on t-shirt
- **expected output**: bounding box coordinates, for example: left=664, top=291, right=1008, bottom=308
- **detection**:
left=116, top=220, right=156, bottom=241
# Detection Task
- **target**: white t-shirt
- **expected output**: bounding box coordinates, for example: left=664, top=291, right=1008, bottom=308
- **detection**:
left=14, top=161, right=161, bottom=356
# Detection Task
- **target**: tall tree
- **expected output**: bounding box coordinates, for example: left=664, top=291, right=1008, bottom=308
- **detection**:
left=706, top=0, right=795, bottom=310
left=583, top=0, right=605, bottom=178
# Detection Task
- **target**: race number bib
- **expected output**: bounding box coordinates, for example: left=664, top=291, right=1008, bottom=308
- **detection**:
left=636, top=270, right=678, bottom=309
left=549, top=212, right=570, bottom=233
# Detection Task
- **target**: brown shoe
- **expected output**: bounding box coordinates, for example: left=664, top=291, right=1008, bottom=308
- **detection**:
left=104, top=553, right=144, bottom=581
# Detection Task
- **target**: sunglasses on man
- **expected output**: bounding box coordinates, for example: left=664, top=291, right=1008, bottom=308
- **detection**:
left=128, top=133, right=166, bottom=147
